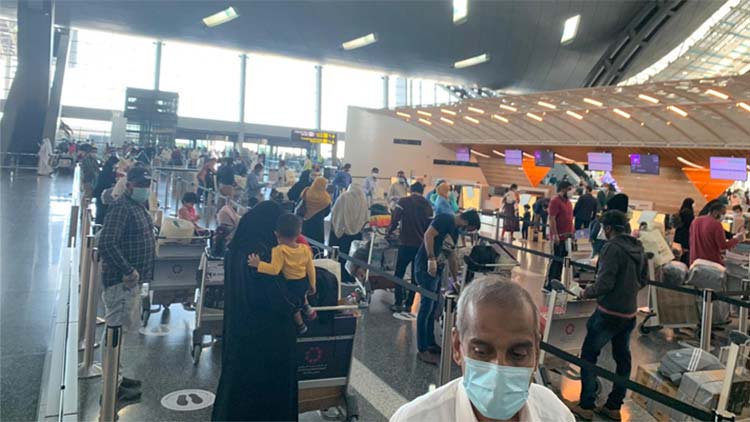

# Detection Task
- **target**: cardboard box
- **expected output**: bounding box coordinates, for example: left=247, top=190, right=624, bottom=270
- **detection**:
left=672, top=369, right=750, bottom=421
left=632, top=363, right=680, bottom=422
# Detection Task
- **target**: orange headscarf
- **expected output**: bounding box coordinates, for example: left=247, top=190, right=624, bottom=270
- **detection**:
left=302, top=177, right=332, bottom=220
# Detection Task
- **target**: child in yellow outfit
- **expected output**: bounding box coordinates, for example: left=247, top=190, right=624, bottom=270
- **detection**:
left=248, top=213, right=318, bottom=334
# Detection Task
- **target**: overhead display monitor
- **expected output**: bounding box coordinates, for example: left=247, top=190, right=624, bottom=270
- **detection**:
left=630, top=154, right=659, bottom=175
left=455, top=147, right=470, bottom=162
left=710, top=156, right=747, bottom=181
left=505, top=149, right=523, bottom=166
left=291, top=129, right=337, bottom=145
left=587, top=152, right=612, bottom=172
left=534, top=150, right=555, bottom=167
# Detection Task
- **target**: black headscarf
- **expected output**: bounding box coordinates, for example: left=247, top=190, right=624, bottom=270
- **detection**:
left=287, top=169, right=312, bottom=202
left=93, top=155, right=119, bottom=199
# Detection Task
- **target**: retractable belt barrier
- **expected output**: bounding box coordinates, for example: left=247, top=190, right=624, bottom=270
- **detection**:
left=479, top=235, right=750, bottom=309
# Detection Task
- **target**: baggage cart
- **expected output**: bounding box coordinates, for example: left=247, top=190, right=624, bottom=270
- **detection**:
left=191, top=249, right=224, bottom=364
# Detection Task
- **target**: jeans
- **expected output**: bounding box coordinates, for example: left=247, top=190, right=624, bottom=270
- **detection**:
left=546, top=240, right=568, bottom=285
left=575, top=218, right=591, bottom=231
left=394, top=245, right=419, bottom=308
left=415, top=255, right=443, bottom=353
left=580, top=310, right=636, bottom=410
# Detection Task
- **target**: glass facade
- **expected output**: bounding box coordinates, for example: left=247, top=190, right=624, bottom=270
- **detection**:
left=321, top=64, right=383, bottom=132
left=62, top=28, right=154, bottom=109
left=160, top=41, right=240, bottom=121
left=245, top=54, right=317, bottom=129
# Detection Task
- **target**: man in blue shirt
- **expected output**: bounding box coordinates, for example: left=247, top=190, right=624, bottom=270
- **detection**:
left=332, top=163, right=352, bottom=202
left=414, top=209, right=481, bottom=365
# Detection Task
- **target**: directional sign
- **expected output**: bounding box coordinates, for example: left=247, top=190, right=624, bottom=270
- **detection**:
left=291, top=129, right=337, bottom=145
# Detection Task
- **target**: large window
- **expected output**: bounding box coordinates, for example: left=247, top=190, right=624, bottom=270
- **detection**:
left=62, top=28, right=154, bottom=110
left=245, top=54, right=317, bottom=129
left=160, top=41, right=240, bottom=121
left=0, top=18, right=17, bottom=100
left=321, top=65, right=383, bottom=132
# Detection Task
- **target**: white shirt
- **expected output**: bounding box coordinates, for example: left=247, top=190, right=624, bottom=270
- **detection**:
left=390, top=378, right=574, bottom=422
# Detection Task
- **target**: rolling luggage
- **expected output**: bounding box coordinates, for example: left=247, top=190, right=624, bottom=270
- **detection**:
left=662, top=261, right=689, bottom=287
left=658, top=348, right=723, bottom=386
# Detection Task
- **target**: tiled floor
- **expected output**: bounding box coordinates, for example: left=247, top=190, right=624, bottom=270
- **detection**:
left=0, top=170, right=72, bottom=421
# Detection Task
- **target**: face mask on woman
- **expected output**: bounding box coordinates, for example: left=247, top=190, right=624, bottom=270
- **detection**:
left=462, top=357, right=533, bottom=420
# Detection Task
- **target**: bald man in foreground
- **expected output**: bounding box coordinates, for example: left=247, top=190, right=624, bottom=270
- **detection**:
left=391, top=279, right=574, bottom=422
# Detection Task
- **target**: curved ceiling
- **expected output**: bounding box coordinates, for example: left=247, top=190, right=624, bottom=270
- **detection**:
left=0, top=0, right=720, bottom=90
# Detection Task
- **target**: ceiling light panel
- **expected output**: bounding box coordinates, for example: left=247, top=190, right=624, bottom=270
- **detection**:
left=499, top=104, right=517, bottom=112
left=396, top=112, right=411, bottom=119
left=566, top=110, right=583, bottom=120
left=705, top=89, right=729, bottom=100
left=492, top=150, right=505, bottom=157
left=464, top=116, right=480, bottom=124
left=583, top=97, right=603, bottom=107
left=342, top=33, right=378, bottom=50
left=677, top=156, right=704, bottom=169
left=467, top=106, right=485, bottom=114
left=440, top=117, right=455, bottom=125
left=417, top=110, right=432, bottom=117
left=667, top=105, right=688, bottom=117
left=440, top=108, right=457, bottom=116
left=453, top=0, right=468, bottom=24
left=638, top=94, right=659, bottom=104
left=537, top=101, right=557, bottom=110
left=203, top=7, right=239, bottom=27
left=454, top=53, right=490, bottom=69
left=471, top=149, right=489, bottom=158
left=613, top=108, right=631, bottom=119
left=418, top=118, right=432, bottom=125
left=561, top=15, right=581, bottom=44
left=737, top=102, right=750, bottom=112
left=526, top=112, right=543, bottom=122
left=491, top=114, right=509, bottom=123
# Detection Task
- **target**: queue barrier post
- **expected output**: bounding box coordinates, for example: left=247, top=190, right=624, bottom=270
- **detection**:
left=78, top=234, right=94, bottom=344
left=438, top=293, right=457, bottom=387
left=68, top=204, right=80, bottom=248
left=740, top=279, right=750, bottom=335
left=700, top=289, right=714, bottom=352
left=79, top=250, right=102, bottom=379
left=494, top=211, right=501, bottom=242
left=100, top=324, right=122, bottom=422
left=164, top=171, right=172, bottom=210
left=331, top=246, right=340, bottom=261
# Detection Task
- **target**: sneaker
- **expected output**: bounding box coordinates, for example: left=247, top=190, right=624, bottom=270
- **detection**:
left=390, top=304, right=404, bottom=313
left=567, top=402, right=594, bottom=421
left=296, top=323, right=308, bottom=335
left=596, top=406, right=622, bottom=421
left=121, top=377, right=142, bottom=389
left=417, top=351, right=440, bottom=365
left=302, top=304, right=317, bottom=321
left=427, top=344, right=442, bottom=354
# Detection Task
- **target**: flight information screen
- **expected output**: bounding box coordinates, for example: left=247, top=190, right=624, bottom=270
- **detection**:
left=630, top=154, right=659, bottom=175
left=534, top=150, right=554, bottom=167
left=505, top=149, right=522, bottom=166
left=710, top=157, right=747, bottom=181
left=587, top=152, right=612, bottom=172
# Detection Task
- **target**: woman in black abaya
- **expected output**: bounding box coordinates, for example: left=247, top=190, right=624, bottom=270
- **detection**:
left=212, top=201, right=298, bottom=422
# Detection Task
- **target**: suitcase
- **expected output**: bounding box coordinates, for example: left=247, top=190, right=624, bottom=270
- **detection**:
left=687, top=259, right=726, bottom=291
left=658, top=348, right=723, bottom=386
left=662, top=261, right=689, bottom=287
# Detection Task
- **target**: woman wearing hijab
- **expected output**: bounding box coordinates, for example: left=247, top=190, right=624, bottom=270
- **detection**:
left=93, top=155, right=121, bottom=224
left=211, top=201, right=298, bottom=422
left=37, top=138, right=54, bottom=176
left=287, top=169, right=312, bottom=203
left=501, top=184, right=519, bottom=241
left=330, top=184, right=369, bottom=281
left=674, top=198, right=695, bottom=264
left=299, top=177, right=332, bottom=247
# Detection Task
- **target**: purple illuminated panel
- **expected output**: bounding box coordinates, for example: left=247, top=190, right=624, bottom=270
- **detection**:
left=505, top=149, right=522, bottom=166
left=534, top=150, right=554, bottom=167
left=710, top=157, right=747, bottom=181
left=630, top=154, right=659, bottom=175
left=456, top=147, right=470, bottom=162
left=587, top=152, right=612, bottom=172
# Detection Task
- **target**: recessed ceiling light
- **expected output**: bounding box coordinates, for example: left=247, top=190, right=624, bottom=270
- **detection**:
left=737, top=102, right=750, bottom=112
left=613, top=108, right=631, bottom=119
left=556, top=153, right=575, bottom=163
left=454, top=53, right=490, bottom=69
left=453, top=0, right=468, bottom=24
left=522, top=152, right=534, bottom=159
left=566, top=110, right=583, bottom=120
left=342, top=33, right=378, bottom=50
left=440, top=117, right=455, bottom=125
left=538, top=101, right=557, bottom=110
left=467, top=106, right=485, bottom=114
left=561, top=15, right=581, bottom=44
left=417, top=110, right=432, bottom=117
left=440, top=108, right=457, bottom=116
left=500, top=104, right=518, bottom=112
left=526, top=112, right=543, bottom=122
left=492, top=150, right=505, bottom=157
left=583, top=98, right=603, bottom=107
left=677, top=156, right=704, bottom=169
left=667, top=105, right=688, bottom=117
left=418, top=118, right=432, bottom=126
left=471, top=149, right=489, bottom=158
left=638, top=94, right=659, bottom=104
left=463, top=116, right=480, bottom=124
left=396, top=112, right=411, bottom=119
left=705, top=89, right=729, bottom=100
left=491, top=114, right=509, bottom=123
left=203, top=7, right=239, bottom=27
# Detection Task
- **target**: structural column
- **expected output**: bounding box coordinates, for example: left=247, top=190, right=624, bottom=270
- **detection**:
left=238, top=53, right=247, bottom=145
left=382, top=75, right=389, bottom=108
left=154, top=40, right=163, bottom=91
left=313, top=64, right=322, bottom=158
left=43, top=27, right=71, bottom=141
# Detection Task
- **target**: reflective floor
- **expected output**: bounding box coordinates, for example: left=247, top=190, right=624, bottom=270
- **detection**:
left=3, top=172, right=719, bottom=421
left=0, top=170, right=73, bottom=421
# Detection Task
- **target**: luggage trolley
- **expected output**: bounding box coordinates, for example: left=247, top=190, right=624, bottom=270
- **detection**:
left=191, top=248, right=224, bottom=364
left=638, top=255, right=700, bottom=335
left=298, top=252, right=361, bottom=421
left=142, top=236, right=207, bottom=327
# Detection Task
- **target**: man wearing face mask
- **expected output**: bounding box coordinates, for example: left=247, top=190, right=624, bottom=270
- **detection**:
left=545, top=181, right=574, bottom=290
left=97, top=167, right=156, bottom=403
left=690, top=201, right=745, bottom=265
left=363, top=167, right=380, bottom=205
left=414, top=209, right=481, bottom=364
left=569, top=210, right=646, bottom=421
left=391, top=279, right=574, bottom=421
left=389, top=170, right=409, bottom=203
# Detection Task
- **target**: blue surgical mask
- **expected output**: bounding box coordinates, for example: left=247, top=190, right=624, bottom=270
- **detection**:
left=130, top=187, right=150, bottom=203
left=462, top=356, right=533, bottom=421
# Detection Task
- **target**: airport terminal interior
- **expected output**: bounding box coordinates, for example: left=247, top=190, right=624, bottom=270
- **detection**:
left=2, top=0, right=750, bottom=421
